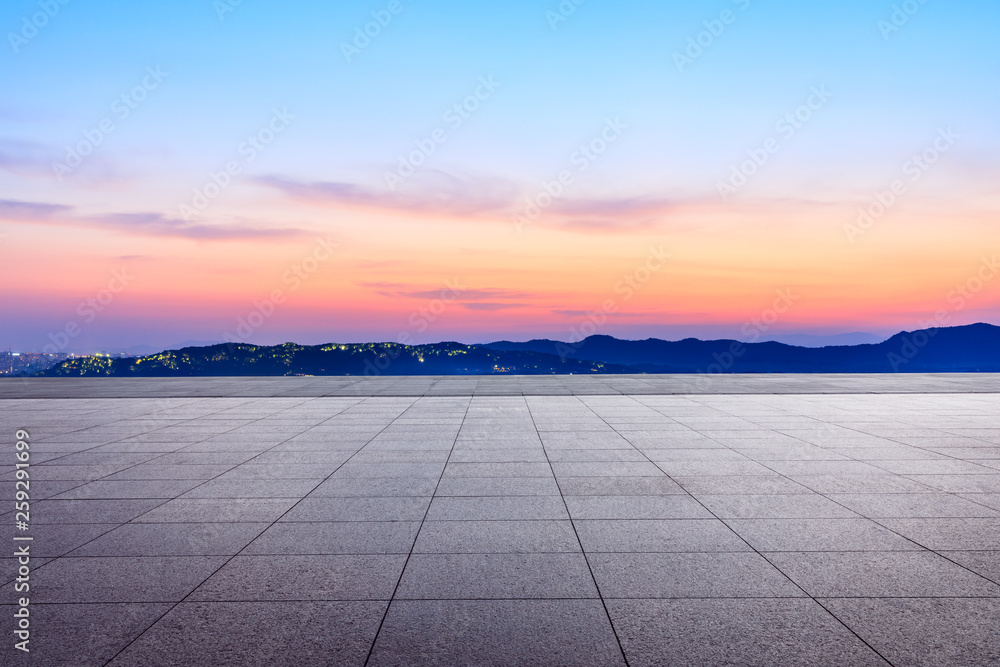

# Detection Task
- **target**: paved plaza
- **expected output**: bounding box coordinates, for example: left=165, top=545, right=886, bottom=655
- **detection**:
left=2, top=375, right=1000, bottom=665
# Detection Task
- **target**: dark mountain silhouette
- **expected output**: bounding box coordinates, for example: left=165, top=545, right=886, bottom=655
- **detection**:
left=33, top=323, right=1000, bottom=376
left=483, top=323, right=1000, bottom=373
left=34, top=341, right=633, bottom=377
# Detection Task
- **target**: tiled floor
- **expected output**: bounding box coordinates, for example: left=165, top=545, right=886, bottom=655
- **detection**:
left=2, top=380, right=999, bottom=665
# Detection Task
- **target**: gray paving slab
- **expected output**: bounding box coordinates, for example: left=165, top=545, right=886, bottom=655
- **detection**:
left=413, top=520, right=581, bottom=554
left=368, top=600, right=627, bottom=667
left=395, top=553, right=598, bottom=599
left=6, top=384, right=1000, bottom=665
left=33, top=556, right=227, bottom=602
left=575, top=518, right=752, bottom=553
left=607, top=599, right=890, bottom=666
left=68, top=522, right=269, bottom=557
left=189, top=555, right=407, bottom=601
left=766, top=551, right=1000, bottom=597
left=244, top=521, right=421, bottom=555
left=1, top=602, right=173, bottom=667
left=108, top=601, right=388, bottom=666
left=819, top=598, right=1000, bottom=667
left=724, top=518, right=922, bottom=552
left=589, top=552, right=804, bottom=598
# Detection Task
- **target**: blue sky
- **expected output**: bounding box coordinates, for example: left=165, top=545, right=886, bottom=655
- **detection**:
left=2, top=0, right=999, bottom=352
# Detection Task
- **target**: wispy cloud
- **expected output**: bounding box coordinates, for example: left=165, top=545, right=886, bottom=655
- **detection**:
left=0, top=199, right=72, bottom=219
left=257, top=171, right=517, bottom=218
left=258, top=173, right=691, bottom=232
left=0, top=138, right=54, bottom=175
left=462, top=302, right=528, bottom=311
left=363, top=284, right=531, bottom=301
left=360, top=283, right=533, bottom=310
left=0, top=199, right=308, bottom=241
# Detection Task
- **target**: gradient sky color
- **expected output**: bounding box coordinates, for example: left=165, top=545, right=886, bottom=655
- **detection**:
left=2, top=0, right=998, bottom=353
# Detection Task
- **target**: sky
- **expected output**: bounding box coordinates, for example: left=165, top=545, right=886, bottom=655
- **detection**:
left=1, top=0, right=998, bottom=353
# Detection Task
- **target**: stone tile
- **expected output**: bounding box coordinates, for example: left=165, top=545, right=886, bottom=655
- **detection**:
left=244, top=521, right=421, bottom=555
left=820, top=598, right=1000, bottom=667
left=214, top=464, right=340, bottom=480
left=191, top=554, right=406, bottom=600
left=673, top=475, right=812, bottom=495
left=426, top=496, right=569, bottom=520
left=449, top=448, right=548, bottom=462
left=827, top=493, right=999, bottom=518
left=35, top=556, right=226, bottom=602
left=31, top=498, right=166, bottom=524
left=768, top=551, right=1000, bottom=597
left=790, top=474, right=937, bottom=494
left=442, top=462, right=553, bottom=478
left=545, top=449, right=647, bottom=462
left=939, top=551, right=1000, bottom=584
left=962, top=493, right=1000, bottom=511
left=51, top=479, right=204, bottom=499
left=870, top=459, right=997, bottom=475
left=11, top=603, right=172, bottom=667
left=102, top=464, right=235, bottom=480
left=696, top=494, right=857, bottom=519
left=557, top=476, right=686, bottom=496
left=109, top=601, right=387, bottom=667
left=565, top=495, right=713, bottom=520
left=1, top=522, right=119, bottom=557
left=179, top=478, right=319, bottom=499
left=281, top=496, right=431, bottom=522
left=575, top=519, right=750, bottom=553
left=878, top=518, right=1000, bottom=550
left=435, top=476, right=561, bottom=496
left=906, top=474, right=1000, bottom=493
left=608, top=599, right=888, bottom=667
left=332, top=462, right=446, bottom=478
left=590, top=552, right=803, bottom=598
left=27, top=464, right=133, bottom=481
left=309, top=476, right=439, bottom=497
left=368, top=600, right=626, bottom=667
left=725, top=519, right=919, bottom=552
left=413, top=520, right=581, bottom=553
left=550, top=461, right=664, bottom=477
left=133, top=498, right=298, bottom=523
left=69, top=522, right=268, bottom=556
left=656, top=461, right=778, bottom=476
left=396, top=553, right=598, bottom=599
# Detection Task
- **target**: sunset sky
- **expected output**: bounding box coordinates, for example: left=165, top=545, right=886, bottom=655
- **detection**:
left=2, top=0, right=998, bottom=353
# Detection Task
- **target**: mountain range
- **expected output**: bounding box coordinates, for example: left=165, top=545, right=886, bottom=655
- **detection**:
left=32, top=323, right=1000, bottom=376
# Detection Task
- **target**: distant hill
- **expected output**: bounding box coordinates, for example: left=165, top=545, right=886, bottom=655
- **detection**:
left=34, top=341, right=632, bottom=377
left=32, top=323, right=1000, bottom=377
left=483, top=323, right=1000, bottom=373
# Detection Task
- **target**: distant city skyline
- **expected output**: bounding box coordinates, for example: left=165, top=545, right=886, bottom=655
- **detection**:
left=2, top=0, right=998, bottom=353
